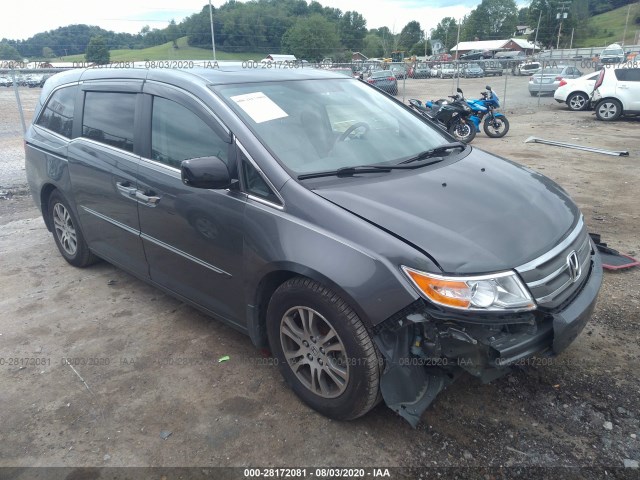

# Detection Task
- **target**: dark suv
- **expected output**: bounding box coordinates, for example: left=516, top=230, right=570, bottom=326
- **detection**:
left=25, top=66, right=602, bottom=426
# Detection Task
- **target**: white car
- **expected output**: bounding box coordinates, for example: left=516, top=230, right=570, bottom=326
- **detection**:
left=513, top=61, right=541, bottom=76
left=591, top=63, right=640, bottom=120
left=438, top=63, right=458, bottom=78
left=554, top=71, right=600, bottom=111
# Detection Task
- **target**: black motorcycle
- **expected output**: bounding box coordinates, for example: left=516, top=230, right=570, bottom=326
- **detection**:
left=408, top=88, right=476, bottom=143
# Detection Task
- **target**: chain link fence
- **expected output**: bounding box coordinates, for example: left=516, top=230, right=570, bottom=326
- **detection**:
left=1, top=50, right=635, bottom=189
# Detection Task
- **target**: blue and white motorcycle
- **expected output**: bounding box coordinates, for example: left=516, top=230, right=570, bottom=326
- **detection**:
left=465, top=85, right=510, bottom=138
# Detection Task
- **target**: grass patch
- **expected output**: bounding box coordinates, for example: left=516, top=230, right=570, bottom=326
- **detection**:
left=61, top=36, right=263, bottom=63
left=577, top=4, right=640, bottom=48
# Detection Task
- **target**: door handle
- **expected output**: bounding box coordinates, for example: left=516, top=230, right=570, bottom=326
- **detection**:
left=116, top=181, right=137, bottom=197
left=135, top=190, right=161, bottom=206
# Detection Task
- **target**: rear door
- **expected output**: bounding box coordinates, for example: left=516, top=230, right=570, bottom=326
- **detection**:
left=67, top=81, right=148, bottom=275
left=615, top=68, right=640, bottom=111
left=136, top=82, right=246, bottom=324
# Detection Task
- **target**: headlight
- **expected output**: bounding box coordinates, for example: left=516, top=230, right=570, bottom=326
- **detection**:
left=401, top=266, right=535, bottom=312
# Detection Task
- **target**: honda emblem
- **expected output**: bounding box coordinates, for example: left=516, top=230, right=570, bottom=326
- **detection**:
left=566, top=251, right=581, bottom=283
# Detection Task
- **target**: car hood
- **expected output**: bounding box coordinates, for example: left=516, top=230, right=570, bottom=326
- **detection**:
left=314, top=149, right=580, bottom=274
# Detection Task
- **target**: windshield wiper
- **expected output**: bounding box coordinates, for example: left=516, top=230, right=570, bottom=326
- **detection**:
left=400, top=142, right=466, bottom=164
left=298, top=165, right=392, bottom=180
left=297, top=157, right=450, bottom=180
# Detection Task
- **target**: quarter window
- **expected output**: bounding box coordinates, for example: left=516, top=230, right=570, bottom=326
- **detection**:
left=615, top=68, right=640, bottom=81
left=82, top=92, right=135, bottom=152
left=151, top=96, right=229, bottom=168
left=36, top=85, right=77, bottom=138
left=241, top=158, right=280, bottom=205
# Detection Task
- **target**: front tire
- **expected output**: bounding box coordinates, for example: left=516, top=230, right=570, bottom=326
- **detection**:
left=566, top=92, right=589, bottom=111
left=266, top=277, right=382, bottom=421
left=595, top=99, right=622, bottom=121
left=48, top=190, right=98, bottom=267
left=448, top=121, right=476, bottom=143
left=483, top=116, right=510, bottom=138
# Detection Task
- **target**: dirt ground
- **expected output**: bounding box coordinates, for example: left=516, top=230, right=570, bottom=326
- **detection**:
left=0, top=81, right=639, bottom=478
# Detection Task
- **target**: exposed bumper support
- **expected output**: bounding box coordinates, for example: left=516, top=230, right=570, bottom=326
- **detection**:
left=374, top=252, right=602, bottom=427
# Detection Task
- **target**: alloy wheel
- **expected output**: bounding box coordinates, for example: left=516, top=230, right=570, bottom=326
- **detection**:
left=52, top=203, right=77, bottom=256
left=279, top=306, right=349, bottom=398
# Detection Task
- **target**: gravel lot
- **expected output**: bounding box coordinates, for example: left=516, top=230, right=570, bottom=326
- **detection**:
left=0, top=78, right=638, bottom=478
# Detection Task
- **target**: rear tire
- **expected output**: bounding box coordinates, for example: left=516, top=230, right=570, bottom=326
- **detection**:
left=595, top=99, right=622, bottom=121
left=48, top=190, right=98, bottom=267
left=266, top=277, right=382, bottom=421
left=566, top=92, right=589, bottom=111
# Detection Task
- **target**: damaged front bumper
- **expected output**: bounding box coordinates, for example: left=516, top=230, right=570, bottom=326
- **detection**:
left=373, top=252, right=602, bottom=427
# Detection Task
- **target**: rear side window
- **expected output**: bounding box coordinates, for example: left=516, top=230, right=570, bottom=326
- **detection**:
left=615, top=68, right=640, bottom=81
left=82, top=92, right=136, bottom=152
left=36, top=85, right=77, bottom=138
left=151, top=96, right=229, bottom=169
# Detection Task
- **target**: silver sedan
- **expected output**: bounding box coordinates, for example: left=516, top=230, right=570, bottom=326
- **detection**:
left=528, top=65, right=583, bottom=96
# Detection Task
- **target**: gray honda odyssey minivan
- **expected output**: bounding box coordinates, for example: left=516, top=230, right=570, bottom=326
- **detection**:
left=25, top=65, right=602, bottom=426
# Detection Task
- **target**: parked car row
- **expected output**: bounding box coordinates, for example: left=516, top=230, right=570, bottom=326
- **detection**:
left=0, top=73, right=52, bottom=88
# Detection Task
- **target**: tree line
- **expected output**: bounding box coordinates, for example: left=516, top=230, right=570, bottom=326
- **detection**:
left=1, top=0, right=638, bottom=62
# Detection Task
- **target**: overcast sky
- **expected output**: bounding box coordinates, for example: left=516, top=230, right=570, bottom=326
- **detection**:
left=1, top=0, right=487, bottom=41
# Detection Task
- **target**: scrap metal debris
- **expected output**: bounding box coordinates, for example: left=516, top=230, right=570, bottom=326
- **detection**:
left=525, top=136, right=629, bottom=157
left=590, top=233, right=639, bottom=270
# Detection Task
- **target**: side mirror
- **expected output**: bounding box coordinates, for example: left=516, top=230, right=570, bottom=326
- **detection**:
left=486, top=85, right=492, bottom=91
left=456, top=87, right=463, bottom=93
left=181, top=156, right=232, bottom=189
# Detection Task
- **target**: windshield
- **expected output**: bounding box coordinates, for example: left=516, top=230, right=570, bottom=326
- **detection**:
left=370, top=71, right=391, bottom=78
left=603, top=48, right=623, bottom=55
left=216, top=78, right=447, bottom=175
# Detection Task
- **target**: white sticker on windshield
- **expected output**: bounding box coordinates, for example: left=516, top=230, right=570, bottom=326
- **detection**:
left=230, top=92, right=288, bottom=123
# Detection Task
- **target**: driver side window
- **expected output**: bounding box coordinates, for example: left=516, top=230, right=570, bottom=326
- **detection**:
left=151, top=96, right=229, bottom=168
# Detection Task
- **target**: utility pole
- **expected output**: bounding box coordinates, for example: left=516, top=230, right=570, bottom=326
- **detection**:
left=424, top=32, right=427, bottom=58
left=533, top=10, right=542, bottom=58
left=556, top=1, right=571, bottom=50
left=455, top=19, right=461, bottom=60
left=622, top=4, right=631, bottom=47
left=569, top=28, right=574, bottom=49
left=208, top=0, right=217, bottom=61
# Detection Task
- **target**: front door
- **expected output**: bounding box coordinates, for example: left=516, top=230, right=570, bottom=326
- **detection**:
left=136, top=84, right=246, bottom=325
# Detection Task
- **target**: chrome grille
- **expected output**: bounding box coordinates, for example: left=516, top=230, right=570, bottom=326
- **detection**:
left=516, top=218, right=593, bottom=309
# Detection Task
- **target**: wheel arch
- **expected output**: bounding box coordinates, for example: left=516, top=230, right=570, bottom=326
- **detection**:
left=40, top=183, right=58, bottom=231
left=246, top=263, right=374, bottom=349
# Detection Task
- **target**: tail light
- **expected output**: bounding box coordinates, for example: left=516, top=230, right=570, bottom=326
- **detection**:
left=387, top=77, right=395, bottom=81
left=555, top=76, right=563, bottom=81
left=367, top=79, right=374, bottom=83
left=558, top=79, right=568, bottom=87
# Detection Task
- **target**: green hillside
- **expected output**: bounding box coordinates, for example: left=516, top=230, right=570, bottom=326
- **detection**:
left=579, top=3, right=640, bottom=47
left=61, top=37, right=263, bottom=62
